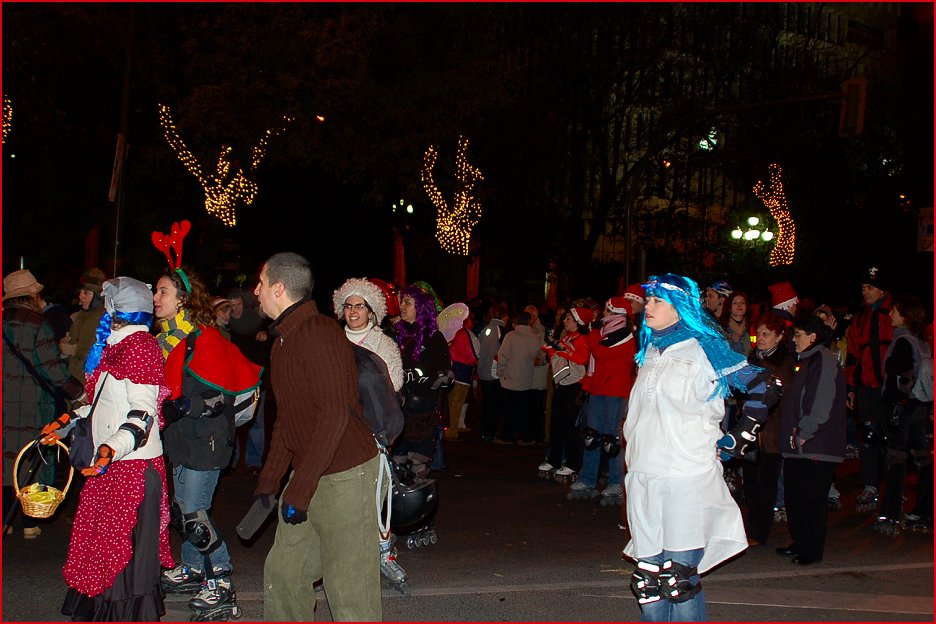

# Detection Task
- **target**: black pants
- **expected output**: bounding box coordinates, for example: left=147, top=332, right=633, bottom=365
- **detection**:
left=742, top=451, right=783, bottom=543
left=856, top=385, right=887, bottom=489
left=783, top=457, right=838, bottom=560
left=881, top=402, right=932, bottom=519
left=546, top=383, right=584, bottom=471
left=479, top=379, right=503, bottom=440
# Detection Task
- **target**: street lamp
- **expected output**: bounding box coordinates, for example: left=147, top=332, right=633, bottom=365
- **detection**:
left=731, top=216, right=773, bottom=243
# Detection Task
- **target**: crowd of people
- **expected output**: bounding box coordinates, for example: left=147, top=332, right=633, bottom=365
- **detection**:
left=3, top=244, right=933, bottom=622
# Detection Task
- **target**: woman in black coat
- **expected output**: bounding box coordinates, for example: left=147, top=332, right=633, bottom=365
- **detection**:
left=776, top=315, right=847, bottom=565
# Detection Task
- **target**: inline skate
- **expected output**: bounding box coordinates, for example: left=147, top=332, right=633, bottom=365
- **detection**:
left=855, top=486, right=879, bottom=513
left=537, top=461, right=556, bottom=480
left=188, top=577, right=241, bottom=622
left=567, top=480, right=599, bottom=500
left=380, top=535, right=408, bottom=594
left=599, top=483, right=623, bottom=506
left=904, top=513, right=932, bottom=532
left=872, top=516, right=901, bottom=538
left=553, top=466, right=577, bottom=484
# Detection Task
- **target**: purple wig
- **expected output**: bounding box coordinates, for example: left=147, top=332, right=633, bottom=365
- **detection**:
left=395, top=284, right=439, bottom=360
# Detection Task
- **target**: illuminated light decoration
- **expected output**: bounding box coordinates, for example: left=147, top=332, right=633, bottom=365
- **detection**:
left=2, top=95, right=12, bottom=143
left=158, top=103, right=292, bottom=227
left=730, top=216, right=773, bottom=243
left=698, top=127, right=718, bottom=151
left=753, top=163, right=796, bottom=266
left=421, top=135, right=484, bottom=256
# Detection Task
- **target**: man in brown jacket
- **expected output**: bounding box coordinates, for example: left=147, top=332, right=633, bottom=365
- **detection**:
left=253, top=252, right=381, bottom=621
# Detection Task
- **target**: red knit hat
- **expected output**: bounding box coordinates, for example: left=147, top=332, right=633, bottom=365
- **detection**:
left=368, top=277, right=400, bottom=318
left=623, top=282, right=645, bottom=304
left=605, top=296, right=631, bottom=316
left=570, top=307, right=594, bottom=326
left=768, top=281, right=798, bottom=312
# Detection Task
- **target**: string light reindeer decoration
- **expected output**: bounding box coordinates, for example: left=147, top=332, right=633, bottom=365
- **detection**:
left=421, top=135, right=484, bottom=256
left=2, top=95, right=12, bottom=144
left=753, top=163, right=796, bottom=267
left=158, top=104, right=292, bottom=227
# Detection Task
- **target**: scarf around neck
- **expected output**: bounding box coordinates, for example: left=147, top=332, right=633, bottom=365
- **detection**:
left=156, top=308, right=197, bottom=358
left=648, top=320, right=754, bottom=399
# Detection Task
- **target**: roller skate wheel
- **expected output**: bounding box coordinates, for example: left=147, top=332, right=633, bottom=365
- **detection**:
left=406, top=536, right=416, bottom=549
left=428, top=532, right=438, bottom=544
left=420, top=535, right=430, bottom=546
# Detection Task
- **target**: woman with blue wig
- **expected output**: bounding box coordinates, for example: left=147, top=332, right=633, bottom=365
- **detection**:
left=40, top=277, right=175, bottom=620
left=622, top=273, right=777, bottom=621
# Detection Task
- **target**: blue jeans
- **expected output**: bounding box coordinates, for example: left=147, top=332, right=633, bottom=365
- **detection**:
left=637, top=548, right=706, bottom=622
left=246, top=392, right=266, bottom=468
left=579, top=395, right=626, bottom=488
left=232, top=391, right=266, bottom=469
left=172, top=465, right=232, bottom=573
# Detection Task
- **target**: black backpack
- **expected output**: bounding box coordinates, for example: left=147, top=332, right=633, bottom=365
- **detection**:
left=352, top=343, right=405, bottom=448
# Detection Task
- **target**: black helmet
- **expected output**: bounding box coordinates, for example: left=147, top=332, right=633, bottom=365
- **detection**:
left=389, top=478, right=438, bottom=529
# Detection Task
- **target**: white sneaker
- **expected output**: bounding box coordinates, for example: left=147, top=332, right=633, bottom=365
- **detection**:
left=554, top=466, right=576, bottom=477
left=538, top=462, right=554, bottom=472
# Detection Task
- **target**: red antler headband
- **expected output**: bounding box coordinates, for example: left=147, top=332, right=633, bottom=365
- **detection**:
left=151, top=220, right=192, bottom=292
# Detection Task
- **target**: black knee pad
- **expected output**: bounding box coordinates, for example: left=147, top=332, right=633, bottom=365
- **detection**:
left=601, top=434, right=621, bottom=458
left=862, top=423, right=885, bottom=447
left=630, top=560, right=663, bottom=605
left=182, top=509, right=222, bottom=555
left=659, top=560, right=702, bottom=603
left=583, top=427, right=601, bottom=450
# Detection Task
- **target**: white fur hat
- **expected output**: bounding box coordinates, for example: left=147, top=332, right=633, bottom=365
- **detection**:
left=332, top=278, right=387, bottom=325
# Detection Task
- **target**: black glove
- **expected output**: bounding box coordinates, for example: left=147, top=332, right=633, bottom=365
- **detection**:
left=717, top=414, right=761, bottom=461
left=161, top=397, right=189, bottom=425
left=282, top=503, right=308, bottom=525
left=762, top=375, right=784, bottom=409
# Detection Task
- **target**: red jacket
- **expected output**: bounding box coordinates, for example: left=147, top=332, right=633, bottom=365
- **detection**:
left=845, top=293, right=894, bottom=389
left=582, top=328, right=636, bottom=398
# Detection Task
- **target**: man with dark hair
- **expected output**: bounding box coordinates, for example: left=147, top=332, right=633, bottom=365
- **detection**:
left=252, top=252, right=382, bottom=621
left=845, top=266, right=894, bottom=513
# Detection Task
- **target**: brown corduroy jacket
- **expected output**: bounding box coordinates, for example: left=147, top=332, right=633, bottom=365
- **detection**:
left=255, top=299, right=376, bottom=510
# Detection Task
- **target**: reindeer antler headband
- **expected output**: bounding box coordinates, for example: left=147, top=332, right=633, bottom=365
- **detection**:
left=151, top=220, right=192, bottom=292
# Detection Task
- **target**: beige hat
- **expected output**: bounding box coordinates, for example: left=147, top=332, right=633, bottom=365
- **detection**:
left=3, top=269, right=44, bottom=301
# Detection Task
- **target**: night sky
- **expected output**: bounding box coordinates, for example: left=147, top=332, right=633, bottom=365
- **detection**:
left=2, top=3, right=933, bottom=312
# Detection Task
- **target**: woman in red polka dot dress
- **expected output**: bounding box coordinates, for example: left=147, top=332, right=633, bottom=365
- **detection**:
left=40, top=277, right=175, bottom=620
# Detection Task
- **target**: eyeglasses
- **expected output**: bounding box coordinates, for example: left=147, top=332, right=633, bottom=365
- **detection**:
left=793, top=330, right=807, bottom=338
left=343, top=303, right=368, bottom=311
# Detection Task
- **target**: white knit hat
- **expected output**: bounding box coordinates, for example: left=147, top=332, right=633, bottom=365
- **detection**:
left=332, top=278, right=387, bottom=325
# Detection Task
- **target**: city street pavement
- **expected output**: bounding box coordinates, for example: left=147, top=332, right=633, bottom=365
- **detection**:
left=2, top=420, right=933, bottom=622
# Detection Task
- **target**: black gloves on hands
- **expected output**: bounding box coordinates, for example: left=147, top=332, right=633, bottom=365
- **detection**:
left=282, top=503, right=308, bottom=525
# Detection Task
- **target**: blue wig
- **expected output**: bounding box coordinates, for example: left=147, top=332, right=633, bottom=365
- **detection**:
left=84, top=310, right=154, bottom=375
left=636, top=273, right=757, bottom=399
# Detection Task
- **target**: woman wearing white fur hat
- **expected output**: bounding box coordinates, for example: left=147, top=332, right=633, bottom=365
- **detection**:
left=332, top=278, right=404, bottom=392
left=332, top=277, right=407, bottom=590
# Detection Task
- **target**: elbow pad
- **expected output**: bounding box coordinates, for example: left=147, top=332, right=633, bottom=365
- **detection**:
left=117, top=410, right=155, bottom=451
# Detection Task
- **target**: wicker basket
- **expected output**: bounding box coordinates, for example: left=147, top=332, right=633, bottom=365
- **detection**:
left=13, top=439, right=73, bottom=518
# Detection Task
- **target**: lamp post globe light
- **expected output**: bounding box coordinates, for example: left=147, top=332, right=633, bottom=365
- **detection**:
left=730, top=216, right=773, bottom=243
